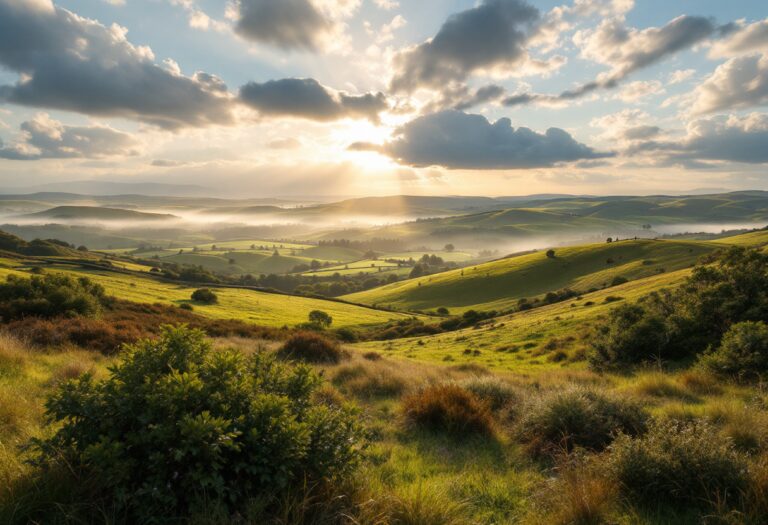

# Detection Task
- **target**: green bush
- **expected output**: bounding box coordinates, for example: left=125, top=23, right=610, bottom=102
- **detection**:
left=191, top=288, right=218, bottom=304
left=0, top=273, right=106, bottom=321
left=517, top=387, right=647, bottom=454
left=277, top=331, right=345, bottom=364
left=30, top=325, right=364, bottom=521
left=402, top=384, right=494, bottom=437
left=608, top=419, right=747, bottom=509
left=590, top=247, right=768, bottom=368
left=698, top=321, right=768, bottom=382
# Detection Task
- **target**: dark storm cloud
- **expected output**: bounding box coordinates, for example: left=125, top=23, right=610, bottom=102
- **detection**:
left=367, top=110, right=611, bottom=169
left=0, top=114, right=139, bottom=160
left=390, top=0, right=541, bottom=93
left=0, top=0, right=233, bottom=129
left=239, top=78, right=387, bottom=122
left=232, top=0, right=332, bottom=51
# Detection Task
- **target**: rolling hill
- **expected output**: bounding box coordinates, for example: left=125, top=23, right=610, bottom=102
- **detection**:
left=343, top=239, right=718, bottom=313
left=20, top=206, right=179, bottom=222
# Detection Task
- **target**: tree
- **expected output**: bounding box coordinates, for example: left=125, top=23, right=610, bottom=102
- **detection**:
left=191, top=288, right=218, bottom=304
left=308, top=309, right=333, bottom=328
left=444, top=243, right=455, bottom=252
left=546, top=249, right=556, bottom=258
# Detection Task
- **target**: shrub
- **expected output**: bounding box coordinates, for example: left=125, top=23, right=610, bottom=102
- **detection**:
left=333, top=363, right=407, bottom=399
left=30, top=326, right=364, bottom=521
left=517, top=387, right=647, bottom=454
left=277, top=331, right=344, bottom=364
left=459, top=376, right=517, bottom=411
left=607, top=419, right=748, bottom=509
left=190, top=288, right=218, bottom=304
left=308, top=310, right=333, bottom=329
left=0, top=274, right=106, bottom=321
left=402, top=384, right=494, bottom=437
left=589, top=303, right=668, bottom=369
left=610, top=276, right=628, bottom=287
left=698, top=321, right=768, bottom=382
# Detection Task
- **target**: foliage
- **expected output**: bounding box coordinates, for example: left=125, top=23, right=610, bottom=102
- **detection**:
left=698, top=321, right=768, bottom=382
left=402, top=384, right=494, bottom=437
left=459, top=376, right=517, bottom=411
left=591, top=247, right=768, bottom=368
left=607, top=419, right=748, bottom=509
left=308, top=309, right=333, bottom=329
left=517, top=386, right=647, bottom=454
left=277, top=331, right=345, bottom=364
left=191, top=288, right=218, bottom=304
left=0, top=273, right=106, bottom=321
left=30, top=326, right=364, bottom=520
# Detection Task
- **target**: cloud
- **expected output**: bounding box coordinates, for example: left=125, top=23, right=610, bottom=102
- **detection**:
left=709, top=18, right=768, bottom=58
left=239, top=78, right=387, bottom=121
left=668, top=68, right=696, bottom=84
left=230, top=0, right=359, bottom=52
left=389, top=0, right=543, bottom=93
left=0, top=0, right=233, bottom=129
left=267, top=137, right=302, bottom=149
left=151, top=159, right=188, bottom=167
left=507, top=14, right=716, bottom=106
left=691, top=53, right=768, bottom=115
left=0, top=113, right=139, bottom=160
left=612, top=80, right=664, bottom=102
left=364, top=110, right=610, bottom=169
left=373, top=0, right=398, bottom=10
left=630, top=114, right=768, bottom=164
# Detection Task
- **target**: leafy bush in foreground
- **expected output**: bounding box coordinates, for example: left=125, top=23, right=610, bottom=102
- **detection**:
left=608, top=419, right=747, bottom=509
left=698, top=321, right=768, bottom=382
left=31, top=326, right=364, bottom=520
left=277, top=331, right=345, bottom=364
left=517, top=387, right=647, bottom=454
left=0, top=274, right=106, bottom=321
left=402, top=384, right=494, bottom=437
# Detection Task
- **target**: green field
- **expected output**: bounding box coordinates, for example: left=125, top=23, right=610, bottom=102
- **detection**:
left=344, top=239, right=716, bottom=313
left=0, top=265, right=420, bottom=329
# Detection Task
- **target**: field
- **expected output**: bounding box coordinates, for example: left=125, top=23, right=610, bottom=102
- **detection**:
left=344, top=238, right=716, bottom=313
left=0, top=263, right=420, bottom=329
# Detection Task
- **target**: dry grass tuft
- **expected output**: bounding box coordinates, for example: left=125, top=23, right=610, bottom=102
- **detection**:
left=402, top=384, right=495, bottom=438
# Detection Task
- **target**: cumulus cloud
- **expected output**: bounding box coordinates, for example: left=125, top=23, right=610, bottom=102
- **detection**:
left=631, top=113, right=768, bottom=164
left=507, top=14, right=717, bottom=107
left=691, top=53, right=768, bottom=115
left=0, top=0, right=233, bottom=129
left=0, top=113, right=139, bottom=160
left=359, top=110, right=610, bottom=169
left=612, top=80, right=664, bottom=102
left=709, top=18, right=768, bottom=58
left=239, top=78, right=387, bottom=122
left=669, top=68, right=696, bottom=84
left=389, top=0, right=546, bottom=93
left=230, top=0, right=360, bottom=52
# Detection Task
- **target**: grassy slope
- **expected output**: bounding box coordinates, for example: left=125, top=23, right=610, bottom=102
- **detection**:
left=0, top=265, right=419, bottom=329
left=344, top=239, right=715, bottom=313
left=352, top=268, right=691, bottom=372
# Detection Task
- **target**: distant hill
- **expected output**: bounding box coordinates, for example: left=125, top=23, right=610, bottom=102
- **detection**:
left=0, top=230, right=79, bottom=257
left=19, top=206, right=179, bottom=222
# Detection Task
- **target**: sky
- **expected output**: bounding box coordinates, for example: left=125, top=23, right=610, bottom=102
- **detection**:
left=0, top=0, right=767, bottom=198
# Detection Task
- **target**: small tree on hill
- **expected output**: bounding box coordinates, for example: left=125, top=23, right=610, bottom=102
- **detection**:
left=308, top=309, right=333, bottom=329
left=546, top=249, right=556, bottom=259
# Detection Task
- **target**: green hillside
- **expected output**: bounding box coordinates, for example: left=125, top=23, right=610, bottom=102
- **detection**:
left=0, top=264, right=419, bottom=329
left=343, top=239, right=717, bottom=313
